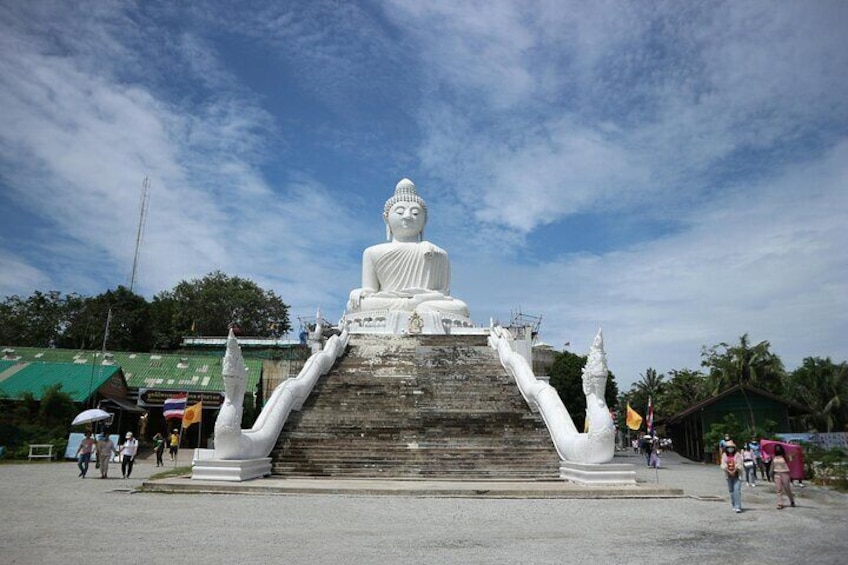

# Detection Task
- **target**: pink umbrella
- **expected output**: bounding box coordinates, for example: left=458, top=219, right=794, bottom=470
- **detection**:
left=760, top=439, right=805, bottom=480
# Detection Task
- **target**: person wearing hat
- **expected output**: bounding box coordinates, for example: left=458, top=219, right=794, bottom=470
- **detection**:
left=118, top=431, right=139, bottom=479
left=721, top=440, right=745, bottom=513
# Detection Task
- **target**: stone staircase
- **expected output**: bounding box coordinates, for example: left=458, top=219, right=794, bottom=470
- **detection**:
left=270, top=333, right=561, bottom=479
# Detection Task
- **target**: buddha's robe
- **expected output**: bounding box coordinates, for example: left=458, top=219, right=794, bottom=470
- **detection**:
left=347, top=241, right=469, bottom=317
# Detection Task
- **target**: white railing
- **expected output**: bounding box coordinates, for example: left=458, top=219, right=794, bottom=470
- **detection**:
left=213, top=328, right=350, bottom=461
left=488, top=325, right=615, bottom=464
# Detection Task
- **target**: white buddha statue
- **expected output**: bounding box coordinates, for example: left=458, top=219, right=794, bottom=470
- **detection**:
left=346, top=179, right=469, bottom=318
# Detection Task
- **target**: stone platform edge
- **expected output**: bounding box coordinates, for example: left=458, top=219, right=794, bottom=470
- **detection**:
left=140, top=477, right=684, bottom=499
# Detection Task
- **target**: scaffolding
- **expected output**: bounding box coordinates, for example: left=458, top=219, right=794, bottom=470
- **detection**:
left=506, top=308, right=543, bottom=341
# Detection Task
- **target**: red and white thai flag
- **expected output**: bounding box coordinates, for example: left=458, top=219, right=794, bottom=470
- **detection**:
left=163, top=394, right=187, bottom=420
left=647, top=396, right=654, bottom=436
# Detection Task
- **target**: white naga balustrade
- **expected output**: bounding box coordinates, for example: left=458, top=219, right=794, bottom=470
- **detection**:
left=488, top=325, right=616, bottom=465
left=216, top=327, right=350, bottom=460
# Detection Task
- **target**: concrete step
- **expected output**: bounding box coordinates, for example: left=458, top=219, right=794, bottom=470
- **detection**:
left=270, top=334, right=559, bottom=479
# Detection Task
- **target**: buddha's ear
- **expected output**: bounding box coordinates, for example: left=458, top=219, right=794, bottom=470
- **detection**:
left=385, top=221, right=392, bottom=241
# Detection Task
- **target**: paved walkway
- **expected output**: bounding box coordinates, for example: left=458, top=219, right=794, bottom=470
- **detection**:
left=1, top=450, right=846, bottom=564
left=140, top=448, right=836, bottom=501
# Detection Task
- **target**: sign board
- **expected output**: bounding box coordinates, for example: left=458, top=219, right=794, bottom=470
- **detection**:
left=138, top=389, right=224, bottom=407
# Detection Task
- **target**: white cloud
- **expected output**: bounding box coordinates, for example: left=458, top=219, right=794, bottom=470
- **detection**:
left=455, top=141, right=848, bottom=387
left=386, top=1, right=848, bottom=237
left=0, top=249, right=51, bottom=298
left=1, top=0, right=845, bottom=380
left=0, top=2, right=367, bottom=319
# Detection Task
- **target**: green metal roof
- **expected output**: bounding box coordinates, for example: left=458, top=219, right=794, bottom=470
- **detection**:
left=118, top=353, right=262, bottom=393
left=0, top=362, right=121, bottom=402
left=0, top=346, right=262, bottom=394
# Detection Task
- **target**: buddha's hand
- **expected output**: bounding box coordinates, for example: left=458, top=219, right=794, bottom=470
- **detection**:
left=348, top=288, right=370, bottom=310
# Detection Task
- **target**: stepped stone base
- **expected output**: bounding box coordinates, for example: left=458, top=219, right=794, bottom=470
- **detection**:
left=192, top=455, right=272, bottom=482
left=559, top=462, right=637, bottom=486
left=271, top=333, right=561, bottom=479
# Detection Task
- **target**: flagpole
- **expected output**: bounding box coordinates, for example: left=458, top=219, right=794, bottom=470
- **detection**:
left=174, top=392, right=187, bottom=469
left=197, top=403, right=203, bottom=447
left=175, top=410, right=185, bottom=468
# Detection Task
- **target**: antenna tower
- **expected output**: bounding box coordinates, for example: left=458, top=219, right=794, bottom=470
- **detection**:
left=129, top=176, right=151, bottom=292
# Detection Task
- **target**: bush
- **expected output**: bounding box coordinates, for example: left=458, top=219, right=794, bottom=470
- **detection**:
left=0, top=387, right=75, bottom=460
left=804, top=443, right=848, bottom=491
left=704, top=415, right=779, bottom=463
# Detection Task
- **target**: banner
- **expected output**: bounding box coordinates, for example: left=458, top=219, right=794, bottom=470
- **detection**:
left=163, top=394, right=187, bottom=419
left=626, top=403, right=643, bottom=431
left=182, top=402, right=203, bottom=428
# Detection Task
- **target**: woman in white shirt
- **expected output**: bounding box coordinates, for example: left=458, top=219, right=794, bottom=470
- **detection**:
left=119, top=432, right=139, bottom=479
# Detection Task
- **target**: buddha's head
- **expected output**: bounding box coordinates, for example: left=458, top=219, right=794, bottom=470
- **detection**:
left=384, top=178, right=427, bottom=241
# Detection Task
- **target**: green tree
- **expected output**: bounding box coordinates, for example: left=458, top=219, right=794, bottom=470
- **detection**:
left=622, top=370, right=664, bottom=431
left=38, top=384, right=77, bottom=430
left=662, top=369, right=708, bottom=416
left=701, top=334, right=785, bottom=396
left=635, top=367, right=666, bottom=402
left=61, top=286, right=153, bottom=351
left=701, top=334, right=786, bottom=431
left=787, top=357, right=848, bottom=433
left=152, top=271, right=290, bottom=349
left=0, top=290, right=84, bottom=346
left=549, top=350, right=619, bottom=432
left=150, top=293, right=179, bottom=349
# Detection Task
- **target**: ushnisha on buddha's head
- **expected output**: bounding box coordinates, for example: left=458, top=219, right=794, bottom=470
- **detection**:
left=383, top=178, right=427, bottom=242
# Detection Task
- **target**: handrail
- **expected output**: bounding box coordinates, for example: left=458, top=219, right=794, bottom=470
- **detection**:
left=488, top=325, right=615, bottom=464
left=213, top=328, right=350, bottom=460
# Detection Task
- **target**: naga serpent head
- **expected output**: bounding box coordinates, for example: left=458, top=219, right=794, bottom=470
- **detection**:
left=222, top=328, right=248, bottom=404
left=581, top=329, right=609, bottom=400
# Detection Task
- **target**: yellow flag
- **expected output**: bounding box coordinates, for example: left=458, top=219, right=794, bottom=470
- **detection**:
left=182, top=401, right=203, bottom=428
left=626, top=403, right=643, bottom=431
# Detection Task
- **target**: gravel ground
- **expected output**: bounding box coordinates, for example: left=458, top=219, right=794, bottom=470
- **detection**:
left=1, top=450, right=846, bottom=565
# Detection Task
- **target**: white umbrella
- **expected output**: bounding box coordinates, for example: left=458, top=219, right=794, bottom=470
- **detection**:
left=71, top=408, right=112, bottom=426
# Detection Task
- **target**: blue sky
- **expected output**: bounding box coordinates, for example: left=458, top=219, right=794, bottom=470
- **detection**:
left=1, top=1, right=846, bottom=389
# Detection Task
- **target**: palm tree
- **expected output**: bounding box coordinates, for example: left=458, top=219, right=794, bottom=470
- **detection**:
left=702, top=334, right=786, bottom=429
left=701, top=334, right=785, bottom=396
left=663, top=369, right=708, bottom=416
left=789, top=357, right=848, bottom=432
left=636, top=367, right=666, bottom=398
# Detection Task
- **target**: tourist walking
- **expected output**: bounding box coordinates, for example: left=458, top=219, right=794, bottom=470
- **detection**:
left=75, top=431, right=96, bottom=478
left=644, top=436, right=653, bottom=466
left=762, top=447, right=773, bottom=481
left=718, top=433, right=731, bottom=463
left=152, top=432, right=165, bottom=467
left=748, top=438, right=766, bottom=481
left=649, top=444, right=661, bottom=468
left=772, top=444, right=796, bottom=509
left=742, top=445, right=757, bottom=487
left=96, top=434, right=117, bottom=479
left=169, top=428, right=180, bottom=461
left=119, top=432, right=139, bottom=479
left=721, top=440, right=744, bottom=513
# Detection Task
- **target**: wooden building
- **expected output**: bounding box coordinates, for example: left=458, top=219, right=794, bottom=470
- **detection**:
left=665, top=384, right=807, bottom=463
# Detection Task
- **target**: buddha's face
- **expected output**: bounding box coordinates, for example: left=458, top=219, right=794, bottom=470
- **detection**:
left=387, top=201, right=426, bottom=240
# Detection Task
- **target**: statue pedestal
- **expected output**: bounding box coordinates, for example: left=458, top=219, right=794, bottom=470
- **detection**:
left=191, top=451, right=272, bottom=481
left=559, top=462, right=637, bottom=486
left=342, top=310, right=483, bottom=335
